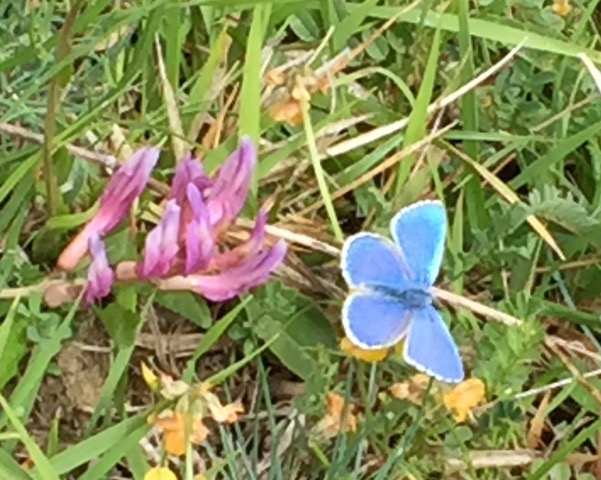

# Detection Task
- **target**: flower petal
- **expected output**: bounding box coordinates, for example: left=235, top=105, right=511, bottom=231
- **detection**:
left=85, top=235, right=114, bottom=304
left=184, top=184, right=214, bottom=274
left=443, top=378, right=486, bottom=423
left=189, top=239, right=286, bottom=301
left=140, top=200, right=181, bottom=278
left=170, top=156, right=212, bottom=206
left=340, top=337, right=388, bottom=363
left=57, top=147, right=159, bottom=272
left=211, top=210, right=267, bottom=271
left=143, top=466, right=178, bottom=480
left=206, top=136, right=256, bottom=232
left=99, top=147, right=159, bottom=232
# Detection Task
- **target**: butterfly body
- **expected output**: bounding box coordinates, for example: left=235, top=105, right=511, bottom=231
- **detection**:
left=340, top=200, right=464, bottom=383
left=373, top=286, right=432, bottom=309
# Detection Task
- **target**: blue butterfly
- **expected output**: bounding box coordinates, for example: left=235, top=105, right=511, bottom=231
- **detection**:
left=340, top=200, right=464, bottom=383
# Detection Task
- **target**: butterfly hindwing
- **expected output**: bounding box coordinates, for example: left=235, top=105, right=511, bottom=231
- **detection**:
left=341, top=233, right=411, bottom=292
left=342, top=292, right=412, bottom=349
left=403, top=305, right=464, bottom=383
left=390, top=200, right=446, bottom=286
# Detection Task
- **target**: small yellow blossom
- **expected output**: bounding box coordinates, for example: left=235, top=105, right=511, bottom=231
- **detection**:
left=146, top=370, right=245, bottom=457
left=205, top=393, right=244, bottom=424
left=159, top=373, right=190, bottom=400
left=150, top=411, right=209, bottom=456
left=313, top=392, right=358, bottom=439
left=141, top=362, right=160, bottom=391
left=340, top=337, right=389, bottom=363
left=552, top=0, right=572, bottom=17
left=443, top=378, right=486, bottom=422
left=144, top=466, right=178, bottom=480
left=389, top=373, right=431, bottom=405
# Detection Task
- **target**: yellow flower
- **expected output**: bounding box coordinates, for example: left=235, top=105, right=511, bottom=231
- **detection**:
left=313, top=392, right=358, bottom=439
left=552, top=0, right=572, bottom=16
left=340, top=337, right=388, bottom=363
left=389, top=374, right=431, bottom=405
left=205, top=393, right=244, bottom=424
left=141, top=362, right=160, bottom=391
left=144, top=466, right=178, bottom=480
left=150, top=411, right=209, bottom=456
left=146, top=370, right=245, bottom=457
left=442, top=378, right=486, bottom=422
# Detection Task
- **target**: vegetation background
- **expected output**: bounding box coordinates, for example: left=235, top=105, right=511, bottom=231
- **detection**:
left=1, top=0, right=601, bottom=478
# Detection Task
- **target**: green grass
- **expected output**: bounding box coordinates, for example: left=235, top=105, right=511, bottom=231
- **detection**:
left=2, top=0, right=601, bottom=479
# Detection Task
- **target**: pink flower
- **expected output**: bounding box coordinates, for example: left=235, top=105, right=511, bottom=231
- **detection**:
left=85, top=234, right=114, bottom=304
left=139, top=137, right=286, bottom=301
left=205, top=136, right=256, bottom=233
left=156, top=240, right=287, bottom=301
left=183, top=183, right=214, bottom=274
left=188, top=239, right=287, bottom=301
left=211, top=210, right=267, bottom=271
left=139, top=200, right=181, bottom=279
left=168, top=154, right=212, bottom=205
left=57, top=137, right=286, bottom=306
left=57, top=147, right=159, bottom=271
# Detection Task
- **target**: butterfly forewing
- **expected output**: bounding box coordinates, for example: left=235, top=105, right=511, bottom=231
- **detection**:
left=390, top=200, right=447, bottom=286
left=341, top=233, right=411, bottom=292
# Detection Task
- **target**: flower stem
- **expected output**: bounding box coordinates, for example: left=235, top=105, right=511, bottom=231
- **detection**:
left=301, top=101, right=344, bottom=243
left=42, top=0, right=84, bottom=216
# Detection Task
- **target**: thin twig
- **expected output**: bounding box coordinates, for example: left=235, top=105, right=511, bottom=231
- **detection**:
left=0, top=122, right=170, bottom=195
left=432, top=287, right=522, bottom=327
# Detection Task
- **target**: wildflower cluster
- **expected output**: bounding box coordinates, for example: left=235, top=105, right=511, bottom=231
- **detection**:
left=56, top=137, right=287, bottom=304
left=142, top=364, right=243, bottom=478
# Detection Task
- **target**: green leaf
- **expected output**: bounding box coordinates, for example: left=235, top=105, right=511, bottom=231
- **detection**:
left=246, top=282, right=337, bottom=381
left=395, top=27, right=440, bottom=194
left=510, top=119, right=601, bottom=189
left=0, top=393, right=61, bottom=480
left=0, top=448, right=31, bottom=480
left=49, top=413, right=148, bottom=474
left=154, top=291, right=211, bottom=329
left=182, top=297, right=251, bottom=382
left=332, top=0, right=378, bottom=52
left=361, top=6, right=601, bottom=62
left=78, top=423, right=150, bottom=480
left=0, top=299, right=78, bottom=436
left=47, top=203, right=98, bottom=230
left=0, top=298, right=29, bottom=390
left=0, top=154, right=39, bottom=206
left=289, top=12, right=320, bottom=42
left=96, top=303, right=141, bottom=349
left=205, top=332, right=278, bottom=386
left=239, top=4, right=270, bottom=145
left=527, top=185, right=598, bottom=234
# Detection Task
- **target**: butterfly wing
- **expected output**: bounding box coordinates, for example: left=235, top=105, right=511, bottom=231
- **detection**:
left=403, top=305, right=464, bottom=383
left=342, top=292, right=411, bottom=349
left=390, top=200, right=446, bottom=286
left=341, top=233, right=411, bottom=292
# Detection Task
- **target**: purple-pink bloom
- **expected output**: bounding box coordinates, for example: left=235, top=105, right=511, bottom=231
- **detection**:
left=206, top=136, right=256, bottom=233
left=169, top=155, right=212, bottom=206
left=184, top=184, right=214, bottom=274
left=57, top=147, right=159, bottom=272
left=85, top=234, right=115, bottom=304
left=137, top=137, right=286, bottom=301
left=189, top=240, right=287, bottom=301
left=140, top=200, right=181, bottom=279
left=211, top=210, right=267, bottom=271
